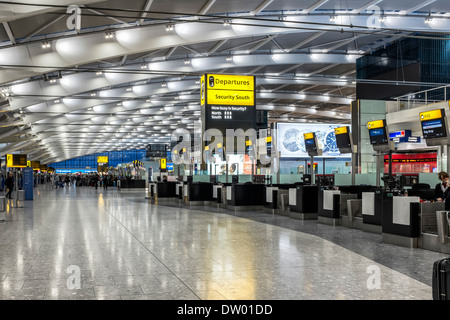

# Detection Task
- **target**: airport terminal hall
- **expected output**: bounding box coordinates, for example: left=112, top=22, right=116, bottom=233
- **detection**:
left=3, top=0, right=450, bottom=303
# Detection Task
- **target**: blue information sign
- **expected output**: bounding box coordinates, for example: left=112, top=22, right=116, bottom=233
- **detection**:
left=23, top=167, right=34, bottom=200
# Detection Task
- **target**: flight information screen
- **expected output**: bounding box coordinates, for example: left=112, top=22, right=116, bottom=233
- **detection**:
left=422, top=118, right=446, bottom=139
left=369, top=128, right=388, bottom=145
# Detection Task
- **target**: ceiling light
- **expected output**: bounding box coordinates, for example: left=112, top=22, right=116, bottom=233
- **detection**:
left=141, top=64, right=147, bottom=69
left=223, top=20, right=231, bottom=26
left=184, top=58, right=191, bottom=65
left=425, top=17, right=433, bottom=24
left=96, top=71, right=103, bottom=76
left=165, top=24, right=175, bottom=31
left=378, top=15, right=387, bottom=22
left=161, top=82, right=167, bottom=88
left=41, top=41, right=51, bottom=49
left=226, top=55, right=233, bottom=62
left=329, top=15, right=338, bottom=22
left=105, top=32, right=114, bottom=39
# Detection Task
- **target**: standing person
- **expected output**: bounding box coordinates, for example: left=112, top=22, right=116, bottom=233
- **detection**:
left=54, top=174, right=60, bottom=189
left=103, top=175, right=108, bottom=189
left=5, top=172, right=13, bottom=199
left=435, top=171, right=449, bottom=202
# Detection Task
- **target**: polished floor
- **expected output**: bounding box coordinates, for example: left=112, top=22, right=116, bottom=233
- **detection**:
left=0, top=184, right=446, bottom=300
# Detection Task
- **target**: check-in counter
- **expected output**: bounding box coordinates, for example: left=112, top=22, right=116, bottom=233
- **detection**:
left=264, top=184, right=295, bottom=215
left=362, top=191, right=383, bottom=233
left=340, top=198, right=363, bottom=229
left=120, top=179, right=146, bottom=189
left=417, top=202, right=450, bottom=254
left=175, top=182, right=184, bottom=200
left=381, top=195, right=421, bottom=248
left=219, top=183, right=232, bottom=208
left=317, top=188, right=341, bottom=225
left=156, top=181, right=177, bottom=200
left=226, top=183, right=266, bottom=211
left=185, top=182, right=213, bottom=205
left=213, top=185, right=223, bottom=204
left=264, top=186, right=279, bottom=211
left=289, top=185, right=319, bottom=220
left=148, top=182, right=157, bottom=200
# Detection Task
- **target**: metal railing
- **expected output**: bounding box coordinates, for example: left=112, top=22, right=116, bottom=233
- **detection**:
left=395, top=84, right=450, bottom=110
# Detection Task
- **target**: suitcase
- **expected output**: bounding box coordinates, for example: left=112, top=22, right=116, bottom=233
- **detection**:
left=432, top=258, right=450, bottom=300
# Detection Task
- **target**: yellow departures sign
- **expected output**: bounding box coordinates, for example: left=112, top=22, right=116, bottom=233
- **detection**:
left=201, top=74, right=255, bottom=106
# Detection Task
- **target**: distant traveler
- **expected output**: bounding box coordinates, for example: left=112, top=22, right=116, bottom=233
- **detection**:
left=54, top=174, right=60, bottom=188
left=5, top=172, right=13, bottom=199
left=435, top=171, right=449, bottom=202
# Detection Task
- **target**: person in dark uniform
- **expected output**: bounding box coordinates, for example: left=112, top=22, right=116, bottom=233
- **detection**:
left=5, top=172, right=13, bottom=199
left=435, top=171, right=449, bottom=202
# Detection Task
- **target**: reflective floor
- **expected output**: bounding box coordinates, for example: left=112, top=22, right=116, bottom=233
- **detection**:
left=0, top=184, right=446, bottom=300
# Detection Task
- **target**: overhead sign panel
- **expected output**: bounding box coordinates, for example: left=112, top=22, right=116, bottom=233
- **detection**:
left=97, top=156, right=108, bottom=164
left=201, top=73, right=257, bottom=152
left=6, top=154, right=27, bottom=168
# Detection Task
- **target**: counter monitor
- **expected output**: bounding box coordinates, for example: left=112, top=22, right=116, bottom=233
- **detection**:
left=367, top=120, right=389, bottom=145
left=420, top=109, right=447, bottom=140
left=303, top=132, right=317, bottom=152
left=334, top=126, right=352, bottom=149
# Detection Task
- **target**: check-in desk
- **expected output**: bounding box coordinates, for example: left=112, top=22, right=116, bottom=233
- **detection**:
left=381, top=196, right=421, bottom=248
left=340, top=197, right=363, bottom=229
left=289, top=185, right=319, bottom=220
left=264, top=186, right=279, bottom=213
left=175, top=182, right=184, bottom=201
left=362, top=191, right=383, bottom=233
left=264, top=184, right=294, bottom=215
left=219, top=183, right=232, bottom=209
left=120, top=179, right=146, bottom=189
left=184, top=182, right=213, bottom=206
left=155, top=181, right=177, bottom=202
left=317, top=189, right=342, bottom=225
left=417, top=202, right=450, bottom=254
left=213, top=184, right=223, bottom=204
left=148, top=182, right=157, bottom=200
left=226, top=183, right=266, bottom=211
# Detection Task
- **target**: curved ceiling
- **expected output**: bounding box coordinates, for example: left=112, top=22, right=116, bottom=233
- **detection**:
left=0, top=0, right=449, bottom=163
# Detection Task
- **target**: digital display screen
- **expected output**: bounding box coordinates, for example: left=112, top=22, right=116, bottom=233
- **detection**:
left=369, top=128, right=388, bottom=145
left=422, top=119, right=446, bottom=139
left=304, top=139, right=317, bottom=152
left=335, top=132, right=351, bottom=149
left=14, top=155, right=27, bottom=167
